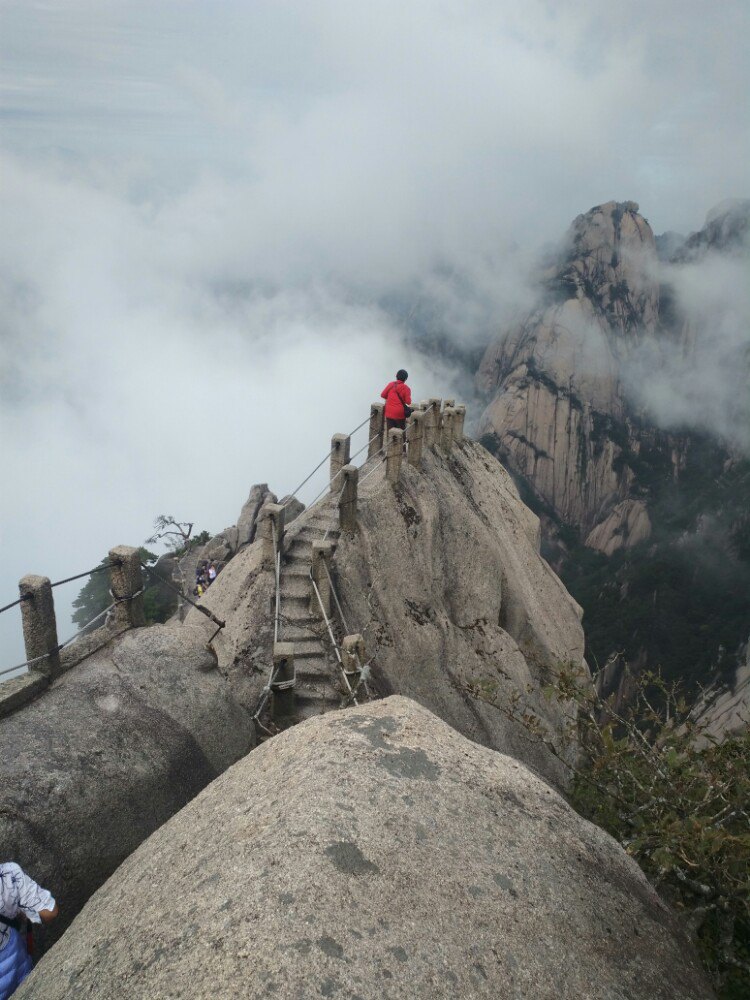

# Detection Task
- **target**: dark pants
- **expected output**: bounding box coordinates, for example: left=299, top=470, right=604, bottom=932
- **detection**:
left=386, top=418, right=406, bottom=431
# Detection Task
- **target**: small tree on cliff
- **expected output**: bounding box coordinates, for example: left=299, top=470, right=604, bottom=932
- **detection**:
left=468, top=666, right=750, bottom=998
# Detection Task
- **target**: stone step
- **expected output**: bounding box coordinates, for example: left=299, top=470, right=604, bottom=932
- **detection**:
left=295, top=663, right=334, bottom=683
left=295, top=690, right=341, bottom=714
left=279, top=576, right=311, bottom=600
left=282, top=564, right=312, bottom=579
left=294, top=644, right=327, bottom=660
left=279, top=627, right=324, bottom=645
left=286, top=538, right=313, bottom=557
left=278, top=610, right=320, bottom=628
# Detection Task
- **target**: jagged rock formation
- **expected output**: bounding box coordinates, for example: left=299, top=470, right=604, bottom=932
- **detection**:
left=476, top=199, right=750, bottom=711
left=584, top=498, right=651, bottom=556
left=335, top=439, right=584, bottom=785
left=477, top=200, right=659, bottom=541
left=18, top=697, right=713, bottom=1000
left=0, top=623, right=255, bottom=942
left=673, top=198, right=750, bottom=262
left=179, top=484, right=279, bottom=586
left=186, top=440, right=585, bottom=785
left=694, top=638, right=750, bottom=745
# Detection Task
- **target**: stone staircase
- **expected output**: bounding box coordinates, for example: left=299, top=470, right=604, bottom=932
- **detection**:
left=277, top=505, right=343, bottom=723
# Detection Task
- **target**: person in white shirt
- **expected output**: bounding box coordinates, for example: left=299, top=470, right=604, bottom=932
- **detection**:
left=0, top=863, right=58, bottom=999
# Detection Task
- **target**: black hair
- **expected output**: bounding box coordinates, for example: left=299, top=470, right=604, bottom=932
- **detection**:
left=396, top=369, right=408, bottom=381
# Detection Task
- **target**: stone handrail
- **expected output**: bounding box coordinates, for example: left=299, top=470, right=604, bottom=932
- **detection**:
left=0, top=546, right=147, bottom=719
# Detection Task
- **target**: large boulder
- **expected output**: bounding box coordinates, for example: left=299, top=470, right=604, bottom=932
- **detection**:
left=0, top=624, right=255, bottom=942
left=18, top=698, right=713, bottom=999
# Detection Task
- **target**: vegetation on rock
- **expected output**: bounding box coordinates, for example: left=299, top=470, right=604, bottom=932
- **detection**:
left=473, top=666, right=750, bottom=997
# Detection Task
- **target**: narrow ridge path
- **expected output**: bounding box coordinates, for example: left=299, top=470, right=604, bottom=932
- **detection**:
left=278, top=504, right=343, bottom=723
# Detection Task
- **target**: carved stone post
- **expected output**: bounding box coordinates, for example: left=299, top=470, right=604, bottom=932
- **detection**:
left=386, top=428, right=404, bottom=484
left=441, top=407, right=456, bottom=452
left=454, top=404, right=466, bottom=443
left=426, top=397, right=442, bottom=448
left=108, top=546, right=146, bottom=629
left=19, top=575, right=60, bottom=679
left=368, top=404, right=385, bottom=458
left=310, top=540, right=336, bottom=616
left=342, top=634, right=366, bottom=697
left=330, top=434, right=351, bottom=493
left=407, top=410, right=425, bottom=467
left=339, top=464, right=358, bottom=533
left=443, top=398, right=456, bottom=409
left=259, top=503, right=285, bottom=570
left=271, top=642, right=296, bottom=721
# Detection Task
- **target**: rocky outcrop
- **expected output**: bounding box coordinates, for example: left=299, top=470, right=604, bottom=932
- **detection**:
left=0, top=624, right=255, bottom=942
left=475, top=198, right=750, bottom=704
left=236, top=483, right=277, bottom=546
left=18, top=698, right=713, bottom=999
left=178, top=483, right=290, bottom=591
left=185, top=440, right=585, bottom=785
left=693, top=638, right=750, bottom=745
left=477, top=201, right=660, bottom=536
left=335, top=439, right=585, bottom=786
left=673, top=199, right=750, bottom=263
left=585, top=498, right=651, bottom=555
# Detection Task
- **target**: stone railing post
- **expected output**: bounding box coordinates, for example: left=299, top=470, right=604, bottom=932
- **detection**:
left=368, top=404, right=385, bottom=458
left=386, top=428, right=404, bottom=484
left=426, top=397, right=442, bottom=448
left=341, top=633, right=366, bottom=696
left=310, top=540, right=336, bottom=616
left=109, top=546, right=146, bottom=629
left=339, top=464, right=359, bottom=533
left=19, top=575, right=60, bottom=679
left=454, top=404, right=466, bottom=443
left=440, top=407, right=456, bottom=452
left=259, top=503, right=286, bottom=570
left=407, top=410, right=425, bottom=467
left=330, top=434, right=351, bottom=493
left=443, top=398, right=456, bottom=410
left=271, top=642, right=295, bottom=722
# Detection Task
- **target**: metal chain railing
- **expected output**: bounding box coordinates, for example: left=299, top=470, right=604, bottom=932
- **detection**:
left=309, top=574, right=359, bottom=708
left=320, top=559, right=371, bottom=702
left=282, top=414, right=375, bottom=509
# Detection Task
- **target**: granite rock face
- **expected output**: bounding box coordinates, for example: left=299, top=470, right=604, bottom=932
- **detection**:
left=186, top=440, right=585, bottom=785
left=584, top=498, right=651, bottom=556
left=18, top=697, right=713, bottom=1000
left=477, top=200, right=659, bottom=543
left=0, top=624, right=255, bottom=942
left=335, top=440, right=586, bottom=785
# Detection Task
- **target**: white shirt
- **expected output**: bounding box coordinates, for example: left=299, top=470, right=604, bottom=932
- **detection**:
left=0, top=863, right=55, bottom=952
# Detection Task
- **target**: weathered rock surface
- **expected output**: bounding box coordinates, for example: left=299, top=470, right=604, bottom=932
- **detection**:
left=18, top=697, right=713, bottom=1000
left=177, top=484, right=282, bottom=596
left=694, top=639, right=750, bottom=745
left=0, top=624, right=255, bottom=942
left=236, top=483, right=277, bottom=546
left=477, top=200, right=659, bottom=539
left=185, top=440, right=585, bottom=784
left=336, top=441, right=585, bottom=786
left=673, top=198, right=750, bottom=263
left=585, top=498, right=651, bottom=555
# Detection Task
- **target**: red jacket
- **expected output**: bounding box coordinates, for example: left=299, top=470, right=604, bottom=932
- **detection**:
left=381, top=380, right=412, bottom=420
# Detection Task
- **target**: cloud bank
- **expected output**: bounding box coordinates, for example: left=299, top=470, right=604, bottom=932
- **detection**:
left=0, top=0, right=748, bottom=663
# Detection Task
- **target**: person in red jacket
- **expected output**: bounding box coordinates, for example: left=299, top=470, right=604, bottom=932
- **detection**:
left=381, top=370, right=412, bottom=431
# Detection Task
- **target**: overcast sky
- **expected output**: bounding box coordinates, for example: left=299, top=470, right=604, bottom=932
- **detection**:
left=0, top=0, right=748, bottom=665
